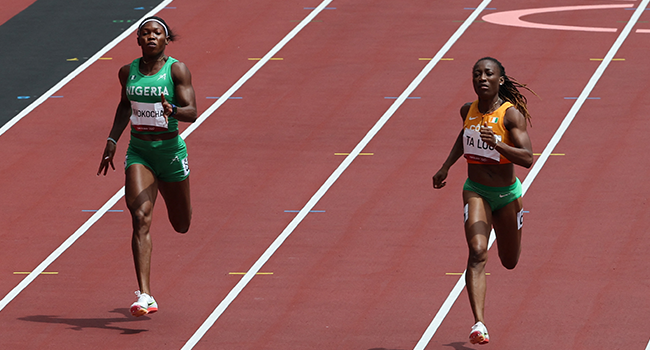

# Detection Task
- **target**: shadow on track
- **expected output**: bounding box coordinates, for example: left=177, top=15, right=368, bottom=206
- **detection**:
left=17, top=308, right=149, bottom=334
left=442, top=342, right=474, bottom=350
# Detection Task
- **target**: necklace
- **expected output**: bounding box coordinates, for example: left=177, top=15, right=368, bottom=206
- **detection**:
left=481, top=98, right=502, bottom=115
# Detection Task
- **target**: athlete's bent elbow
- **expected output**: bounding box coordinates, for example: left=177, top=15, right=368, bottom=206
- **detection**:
left=186, top=109, right=198, bottom=123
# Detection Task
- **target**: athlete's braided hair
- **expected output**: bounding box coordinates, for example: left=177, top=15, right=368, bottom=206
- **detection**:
left=476, top=57, right=538, bottom=126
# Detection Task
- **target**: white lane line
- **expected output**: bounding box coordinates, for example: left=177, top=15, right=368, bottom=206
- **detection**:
left=0, top=0, right=174, bottom=138
left=180, top=0, right=328, bottom=138
left=0, top=1, right=325, bottom=312
left=0, top=188, right=125, bottom=312
left=523, top=0, right=647, bottom=191
left=413, top=1, right=649, bottom=348
left=180, top=1, right=490, bottom=349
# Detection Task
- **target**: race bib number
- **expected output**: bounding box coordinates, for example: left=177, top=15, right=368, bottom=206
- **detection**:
left=463, top=128, right=501, bottom=163
left=182, top=157, right=190, bottom=177
left=130, top=101, right=168, bottom=132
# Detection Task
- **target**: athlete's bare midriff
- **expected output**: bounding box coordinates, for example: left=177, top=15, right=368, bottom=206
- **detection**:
left=467, top=162, right=516, bottom=188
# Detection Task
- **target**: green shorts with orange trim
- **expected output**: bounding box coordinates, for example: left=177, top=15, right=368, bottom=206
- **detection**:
left=125, top=136, right=189, bottom=182
left=463, top=177, right=522, bottom=211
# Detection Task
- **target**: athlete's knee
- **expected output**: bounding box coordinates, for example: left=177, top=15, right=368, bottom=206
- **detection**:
left=499, top=251, right=520, bottom=270
left=467, top=245, right=488, bottom=267
left=130, top=204, right=154, bottom=233
left=172, top=221, right=190, bottom=234
left=170, top=211, right=191, bottom=233
left=501, top=259, right=518, bottom=270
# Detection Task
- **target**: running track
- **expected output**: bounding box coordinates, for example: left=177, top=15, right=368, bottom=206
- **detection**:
left=0, top=0, right=649, bottom=349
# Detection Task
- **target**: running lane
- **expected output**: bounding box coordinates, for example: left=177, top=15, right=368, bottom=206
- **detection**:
left=421, top=1, right=650, bottom=349
left=180, top=1, right=483, bottom=349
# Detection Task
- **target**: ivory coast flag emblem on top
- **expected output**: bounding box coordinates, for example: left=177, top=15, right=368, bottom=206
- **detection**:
left=489, top=117, right=499, bottom=123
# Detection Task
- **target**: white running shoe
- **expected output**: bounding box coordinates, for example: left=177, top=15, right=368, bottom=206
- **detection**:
left=469, top=321, right=490, bottom=344
left=130, top=290, right=158, bottom=317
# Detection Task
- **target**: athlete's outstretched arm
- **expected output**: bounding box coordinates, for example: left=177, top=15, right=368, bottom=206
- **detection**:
left=433, top=103, right=472, bottom=189
left=433, top=129, right=464, bottom=189
left=97, top=65, right=131, bottom=176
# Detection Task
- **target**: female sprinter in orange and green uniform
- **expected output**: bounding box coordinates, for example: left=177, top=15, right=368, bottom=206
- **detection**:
left=97, top=16, right=197, bottom=317
left=432, top=57, right=534, bottom=344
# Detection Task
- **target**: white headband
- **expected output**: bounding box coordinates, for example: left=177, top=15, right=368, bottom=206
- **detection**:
left=139, top=19, right=169, bottom=37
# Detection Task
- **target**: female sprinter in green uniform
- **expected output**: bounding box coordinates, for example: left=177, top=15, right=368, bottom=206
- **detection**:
left=97, top=16, right=197, bottom=317
left=432, top=57, right=534, bottom=344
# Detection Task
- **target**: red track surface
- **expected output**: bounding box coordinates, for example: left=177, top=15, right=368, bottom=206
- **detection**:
left=1, top=0, right=649, bottom=349
left=0, top=0, right=36, bottom=26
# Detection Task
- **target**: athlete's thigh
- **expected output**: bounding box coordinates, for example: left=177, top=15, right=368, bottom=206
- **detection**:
left=463, top=190, right=493, bottom=248
left=125, top=164, right=158, bottom=212
left=492, top=197, right=523, bottom=267
left=158, top=177, right=192, bottom=224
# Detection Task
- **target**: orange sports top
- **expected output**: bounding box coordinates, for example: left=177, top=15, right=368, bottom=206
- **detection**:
left=463, top=100, right=514, bottom=164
